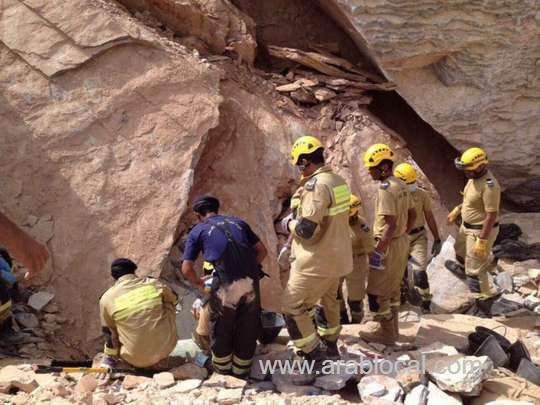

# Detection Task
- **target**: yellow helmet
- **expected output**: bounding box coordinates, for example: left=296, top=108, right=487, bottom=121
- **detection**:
left=394, top=163, right=417, bottom=184
left=290, top=136, right=324, bottom=165
left=349, top=194, right=361, bottom=217
left=363, top=143, right=395, bottom=168
left=455, top=147, right=488, bottom=171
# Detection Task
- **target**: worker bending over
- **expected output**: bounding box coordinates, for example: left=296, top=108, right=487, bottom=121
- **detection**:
left=361, top=144, right=415, bottom=345
left=182, top=196, right=267, bottom=377
left=394, top=163, right=441, bottom=313
left=280, top=135, right=352, bottom=362
left=99, top=259, right=179, bottom=370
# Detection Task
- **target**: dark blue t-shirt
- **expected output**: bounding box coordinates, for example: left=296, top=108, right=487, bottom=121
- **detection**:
left=183, top=215, right=260, bottom=262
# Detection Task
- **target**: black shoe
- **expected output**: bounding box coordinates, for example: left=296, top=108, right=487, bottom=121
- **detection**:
left=421, top=300, right=431, bottom=314
left=445, top=260, right=466, bottom=279
left=323, top=340, right=340, bottom=360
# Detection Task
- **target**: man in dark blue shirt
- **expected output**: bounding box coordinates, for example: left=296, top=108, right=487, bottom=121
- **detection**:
left=181, top=195, right=267, bottom=377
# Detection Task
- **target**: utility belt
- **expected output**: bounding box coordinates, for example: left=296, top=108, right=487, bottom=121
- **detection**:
left=408, top=226, right=425, bottom=235
left=463, top=222, right=499, bottom=230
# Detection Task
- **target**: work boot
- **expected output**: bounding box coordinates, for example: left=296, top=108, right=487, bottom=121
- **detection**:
left=472, top=293, right=502, bottom=317
left=359, top=317, right=396, bottom=346
left=445, top=260, right=466, bottom=279
left=300, top=344, right=329, bottom=371
left=323, top=340, right=340, bottom=360
left=421, top=300, right=431, bottom=314
left=350, top=308, right=364, bottom=324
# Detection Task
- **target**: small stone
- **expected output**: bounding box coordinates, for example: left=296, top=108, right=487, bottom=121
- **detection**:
left=153, top=372, right=175, bottom=389
left=43, top=303, right=59, bottom=313
left=216, top=388, right=243, bottom=404
left=528, top=268, right=540, bottom=280
left=75, top=374, right=98, bottom=394
left=171, top=363, right=208, bottom=380
left=524, top=295, right=540, bottom=310
left=290, top=88, right=318, bottom=104
left=204, top=373, right=247, bottom=389
left=495, top=272, right=513, bottom=292
left=396, top=366, right=423, bottom=393
left=122, top=375, right=152, bottom=390
left=52, top=383, right=70, bottom=397
left=0, top=365, right=38, bottom=393
left=427, top=355, right=492, bottom=395
left=41, top=321, right=61, bottom=331
left=102, top=393, right=125, bottom=404
left=43, top=314, right=57, bottom=323
left=28, top=292, right=55, bottom=311
left=426, top=381, right=462, bottom=404
left=513, top=274, right=530, bottom=287
left=313, top=87, right=337, bottom=101
left=358, top=375, right=403, bottom=403
left=174, top=379, right=202, bottom=393
left=14, top=313, right=39, bottom=329
left=405, top=384, right=429, bottom=405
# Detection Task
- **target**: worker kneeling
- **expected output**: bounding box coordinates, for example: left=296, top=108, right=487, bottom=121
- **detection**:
left=99, top=258, right=179, bottom=370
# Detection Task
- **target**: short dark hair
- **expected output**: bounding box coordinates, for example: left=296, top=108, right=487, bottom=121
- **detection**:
left=299, top=148, right=325, bottom=165
left=111, top=258, right=137, bottom=280
left=192, top=195, right=220, bottom=216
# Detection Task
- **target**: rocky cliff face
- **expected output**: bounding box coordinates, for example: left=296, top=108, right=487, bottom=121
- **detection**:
left=324, top=0, right=540, bottom=209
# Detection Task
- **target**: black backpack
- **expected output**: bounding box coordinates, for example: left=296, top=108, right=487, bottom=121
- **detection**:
left=207, top=218, right=260, bottom=286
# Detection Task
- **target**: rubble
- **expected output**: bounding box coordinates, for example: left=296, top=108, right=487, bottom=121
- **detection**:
left=426, top=382, right=463, bottom=405
left=405, top=384, right=428, bottom=405
left=28, top=292, right=55, bottom=312
left=427, top=355, right=493, bottom=396
left=174, top=379, right=202, bottom=393
left=170, top=362, right=208, bottom=380
left=217, top=387, right=243, bottom=404
left=153, top=372, right=175, bottom=389
left=358, top=375, right=404, bottom=403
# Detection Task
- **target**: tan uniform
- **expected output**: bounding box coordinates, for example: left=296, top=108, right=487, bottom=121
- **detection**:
left=454, top=170, right=500, bottom=299
left=408, top=187, right=432, bottom=300
left=100, top=274, right=178, bottom=368
left=338, top=215, right=374, bottom=321
left=282, top=165, right=352, bottom=353
left=367, top=176, right=412, bottom=320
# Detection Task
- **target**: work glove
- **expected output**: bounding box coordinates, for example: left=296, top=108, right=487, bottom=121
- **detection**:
left=279, top=213, right=293, bottom=235
left=191, top=298, right=203, bottom=320
left=368, top=250, right=385, bottom=271
left=277, top=245, right=291, bottom=269
left=447, top=205, right=462, bottom=225
left=96, top=356, right=116, bottom=382
left=431, top=239, right=442, bottom=257
left=472, top=237, right=489, bottom=259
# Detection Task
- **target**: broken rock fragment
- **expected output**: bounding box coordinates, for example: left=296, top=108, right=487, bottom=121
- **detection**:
left=28, top=292, right=55, bottom=311
left=358, top=375, right=403, bottom=403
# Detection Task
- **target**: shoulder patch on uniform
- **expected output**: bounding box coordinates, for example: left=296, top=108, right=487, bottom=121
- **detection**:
left=305, top=177, right=317, bottom=191
left=486, top=179, right=495, bottom=188
left=380, top=181, right=390, bottom=190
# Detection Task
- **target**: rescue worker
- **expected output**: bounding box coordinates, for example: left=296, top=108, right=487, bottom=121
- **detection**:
left=182, top=196, right=267, bottom=377
left=280, top=135, right=352, bottom=361
left=0, top=248, right=14, bottom=330
left=338, top=194, right=374, bottom=324
left=446, top=147, right=501, bottom=315
left=361, top=144, right=415, bottom=345
left=99, top=258, right=179, bottom=370
left=394, top=163, right=442, bottom=313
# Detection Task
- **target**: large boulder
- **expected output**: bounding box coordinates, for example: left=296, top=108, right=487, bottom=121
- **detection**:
left=323, top=0, right=540, bottom=202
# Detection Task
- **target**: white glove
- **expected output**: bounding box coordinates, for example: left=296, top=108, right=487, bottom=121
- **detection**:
left=279, top=213, right=293, bottom=235
left=277, top=246, right=291, bottom=269
left=191, top=298, right=203, bottom=319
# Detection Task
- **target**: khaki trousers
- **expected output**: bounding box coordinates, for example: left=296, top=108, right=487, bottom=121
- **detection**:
left=282, top=271, right=341, bottom=354
left=454, top=225, right=498, bottom=299
left=367, top=234, right=409, bottom=321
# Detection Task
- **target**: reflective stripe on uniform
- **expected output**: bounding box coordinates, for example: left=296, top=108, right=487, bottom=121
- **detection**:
left=329, top=185, right=351, bottom=216
left=0, top=300, right=11, bottom=321
left=113, top=285, right=161, bottom=321
left=232, top=365, right=249, bottom=376
left=212, top=352, right=232, bottom=364
left=232, top=355, right=252, bottom=367
left=104, top=345, right=119, bottom=356
left=213, top=361, right=232, bottom=372
left=292, top=332, right=318, bottom=349
left=317, top=325, right=340, bottom=337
